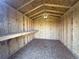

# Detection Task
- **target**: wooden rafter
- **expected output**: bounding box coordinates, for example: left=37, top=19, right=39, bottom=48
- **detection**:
left=44, top=4, right=70, bottom=8
left=29, top=10, right=45, bottom=17
left=17, top=0, right=34, bottom=10
left=24, top=3, right=69, bottom=14
left=29, top=9, right=63, bottom=18
left=25, top=4, right=44, bottom=14
left=46, top=10, right=64, bottom=14
left=31, top=12, right=61, bottom=20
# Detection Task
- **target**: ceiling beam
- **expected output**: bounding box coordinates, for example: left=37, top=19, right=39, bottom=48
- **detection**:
left=25, top=4, right=44, bottom=14
left=29, top=9, right=63, bottom=18
left=31, top=15, right=41, bottom=20
left=46, top=10, right=64, bottom=14
left=24, top=3, right=70, bottom=14
left=29, top=10, right=44, bottom=17
left=48, top=13, right=62, bottom=17
left=31, top=13, right=61, bottom=20
left=17, top=0, right=34, bottom=10
left=44, top=4, right=70, bottom=8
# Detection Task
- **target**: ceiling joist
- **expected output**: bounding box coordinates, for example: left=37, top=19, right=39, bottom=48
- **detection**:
left=31, top=13, right=61, bottom=20
left=17, top=0, right=34, bottom=10
left=29, top=10, right=62, bottom=18
left=31, top=15, right=41, bottom=20
left=25, top=4, right=44, bottom=14
left=25, top=3, right=69, bottom=14
left=29, top=10, right=45, bottom=17
left=46, top=10, right=64, bottom=14
left=44, top=4, right=70, bottom=8
left=3, top=0, right=78, bottom=19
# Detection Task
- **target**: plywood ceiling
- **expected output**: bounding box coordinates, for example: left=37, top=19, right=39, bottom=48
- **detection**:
left=3, top=0, right=78, bottom=19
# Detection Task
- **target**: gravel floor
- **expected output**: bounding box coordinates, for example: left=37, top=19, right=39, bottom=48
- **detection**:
left=8, top=39, right=76, bottom=59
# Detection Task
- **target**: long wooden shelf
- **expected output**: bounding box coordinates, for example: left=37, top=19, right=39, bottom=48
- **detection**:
left=0, top=30, right=38, bottom=41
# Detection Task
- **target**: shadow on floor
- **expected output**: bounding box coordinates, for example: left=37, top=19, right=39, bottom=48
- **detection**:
left=8, top=39, right=76, bottom=59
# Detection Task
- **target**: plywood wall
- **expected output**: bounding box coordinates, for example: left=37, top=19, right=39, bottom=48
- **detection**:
left=59, top=1, right=79, bottom=59
left=34, top=16, right=60, bottom=40
left=0, top=1, right=34, bottom=59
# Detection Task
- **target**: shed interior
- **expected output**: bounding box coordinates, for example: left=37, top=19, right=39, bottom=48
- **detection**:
left=0, top=0, right=79, bottom=59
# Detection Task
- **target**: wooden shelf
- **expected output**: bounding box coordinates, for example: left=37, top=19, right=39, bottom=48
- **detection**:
left=0, top=30, right=38, bottom=41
